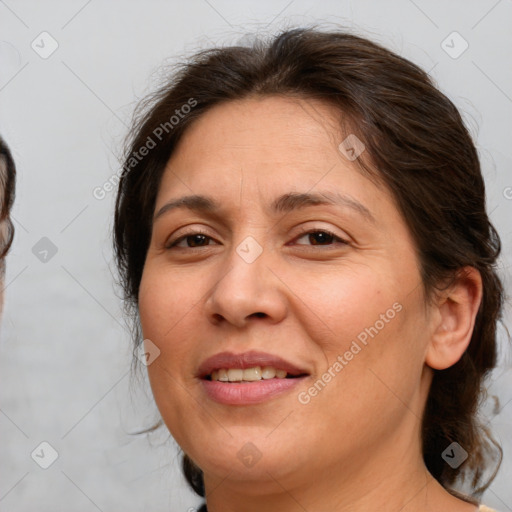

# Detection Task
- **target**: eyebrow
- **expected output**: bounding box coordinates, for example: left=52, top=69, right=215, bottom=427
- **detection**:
left=153, top=191, right=375, bottom=224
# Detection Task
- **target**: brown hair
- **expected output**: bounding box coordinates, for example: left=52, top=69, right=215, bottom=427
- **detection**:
left=113, top=27, right=504, bottom=501
left=0, top=136, right=16, bottom=268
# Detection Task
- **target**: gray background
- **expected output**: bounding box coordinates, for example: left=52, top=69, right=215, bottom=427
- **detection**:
left=0, top=0, right=511, bottom=510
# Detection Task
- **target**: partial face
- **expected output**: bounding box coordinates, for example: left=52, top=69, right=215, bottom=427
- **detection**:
left=0, top=154, right=8, bottom=314
left=139, top=96, right=434, bottom=488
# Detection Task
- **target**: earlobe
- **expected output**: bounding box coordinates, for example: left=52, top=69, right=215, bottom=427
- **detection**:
left=425, top=267, right=483, bottom=371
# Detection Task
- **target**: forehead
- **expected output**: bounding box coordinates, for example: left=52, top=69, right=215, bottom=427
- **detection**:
left=157, top=96, right=395, bottom=222
left=175, top=95, right=343, bottom=160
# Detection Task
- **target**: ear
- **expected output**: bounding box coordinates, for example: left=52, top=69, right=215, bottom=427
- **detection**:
left=425, top=267, right=483, bottom=370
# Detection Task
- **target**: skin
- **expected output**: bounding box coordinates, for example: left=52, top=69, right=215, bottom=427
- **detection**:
left=138, top=96, right=482, bottom=512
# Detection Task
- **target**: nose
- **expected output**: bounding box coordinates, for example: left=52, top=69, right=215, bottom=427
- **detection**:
left=204, top=241, right=288, bottom=328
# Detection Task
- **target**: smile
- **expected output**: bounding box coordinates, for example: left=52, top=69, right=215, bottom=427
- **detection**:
left=198, top=351, right=310, bottom=405
left=209, top=366, right=296, bottom=382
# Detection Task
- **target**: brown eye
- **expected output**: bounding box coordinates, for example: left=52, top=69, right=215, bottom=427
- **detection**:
left=307, top=231, right=334, bottom=245
left=167, top=232, right=215, bottom=249
left=295, top=229, right=347, bottom=246
left=185, top=234, right=210, bottom=247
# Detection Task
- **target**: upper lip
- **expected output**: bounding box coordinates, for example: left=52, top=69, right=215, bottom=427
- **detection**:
left=197, top=350, right=309, bottom=378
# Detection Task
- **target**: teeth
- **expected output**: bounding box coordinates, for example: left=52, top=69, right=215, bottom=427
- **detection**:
left=261, top=366, right=276, bottom=379
left=243, top=367, right=262, bottom=381
left=228, top=369, right=244, bottom=382
left=210, top=366, right=290, bottom=382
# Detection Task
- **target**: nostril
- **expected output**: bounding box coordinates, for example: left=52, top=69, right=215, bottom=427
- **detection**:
left=252, top=312, right=266, bottom=318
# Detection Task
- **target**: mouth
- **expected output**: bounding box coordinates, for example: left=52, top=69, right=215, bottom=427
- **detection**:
left=197, top=351, right=310, bottom=405
left=204, top=366, right=308, bottom=383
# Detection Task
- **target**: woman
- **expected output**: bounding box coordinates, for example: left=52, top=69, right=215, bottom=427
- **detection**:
left=0, top=135, right=16, bottom=314
left=113, top=28, right=504, bottom=512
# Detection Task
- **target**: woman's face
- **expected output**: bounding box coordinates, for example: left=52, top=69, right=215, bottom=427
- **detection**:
left=139, top=96, right=435, bottom=489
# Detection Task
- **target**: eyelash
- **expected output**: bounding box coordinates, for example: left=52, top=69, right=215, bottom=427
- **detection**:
left=293, top=227, right=349, bottom=247
left=166, top=227, right=349, bottom=249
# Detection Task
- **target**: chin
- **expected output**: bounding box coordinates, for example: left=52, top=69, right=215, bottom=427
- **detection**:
left=190, top=433, right=308, bottom=484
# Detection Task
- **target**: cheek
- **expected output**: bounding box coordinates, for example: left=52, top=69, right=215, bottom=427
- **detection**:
left=138, top=263, right=201, bottom=340
left=316, top=290, right=427, bottom=425
left=291, top=261, right=402, bottom=354
left=293, top=260, right=427, bottom=410
left=138, top=266, right=199, bottom=389
left=138, top=266, right=206, bottom=444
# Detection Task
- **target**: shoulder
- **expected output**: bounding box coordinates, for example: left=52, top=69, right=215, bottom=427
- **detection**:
left=479, top=506, right=497, bottom=512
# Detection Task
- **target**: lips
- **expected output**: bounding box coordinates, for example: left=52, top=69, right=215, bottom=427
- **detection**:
left=197, top=350, right=309, bottom=379
left=197, top=350, right=310, bottom=405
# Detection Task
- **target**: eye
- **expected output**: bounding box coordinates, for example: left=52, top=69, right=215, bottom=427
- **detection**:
left=166, top=231, right=218, bottom=249
left=166, top=228, right=348, bottom=250
left=293, top=228, right=348, bottom=247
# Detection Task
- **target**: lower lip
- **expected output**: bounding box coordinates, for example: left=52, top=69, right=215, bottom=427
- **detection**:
left=201, top=377, right=307, bottom=405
